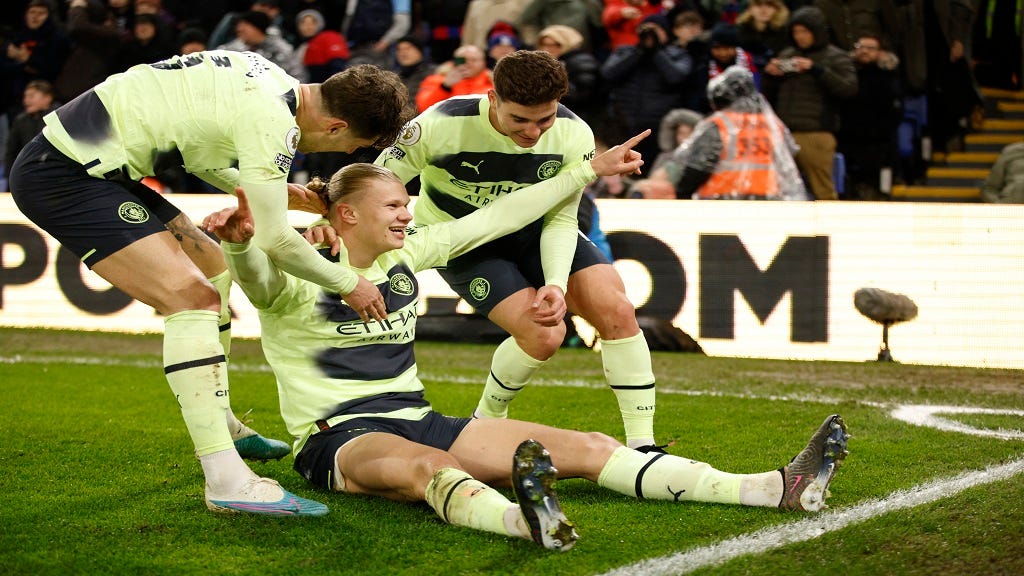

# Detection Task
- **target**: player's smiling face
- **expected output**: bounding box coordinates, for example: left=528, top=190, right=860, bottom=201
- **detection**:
left=487, top=92, right=558, bottom=149
left=354, top=178, right=413, bottom=256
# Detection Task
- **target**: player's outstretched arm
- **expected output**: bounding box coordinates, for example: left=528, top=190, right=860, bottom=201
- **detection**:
left=203, top=189, right=288, bottom=309
left=242, top=178, right=388, bottom=322
left=445, top=130, right=650, bottom=259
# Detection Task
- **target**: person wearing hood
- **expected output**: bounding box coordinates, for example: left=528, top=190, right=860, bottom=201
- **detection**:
left=2, top=0, right=70, bottom=121
left=55, top=0, right=122, bottom=103
left=602, top=13, right=695, bottom=168
left=116, top=13, right=177, bottom=72
left=736, top=0, right=790, bottom=73
left=536, top=24, right=603, bottom=127
left=292, top=9, right=350, bottom=83
left=627, top=107, right=704, bottom=198
left=762, top=5, right=856, bottom=200
left=392, top=35, right=434, bottom=109
left=218, top=11, right=304, bottom=79
left=674, top=65, right=807, bottom=200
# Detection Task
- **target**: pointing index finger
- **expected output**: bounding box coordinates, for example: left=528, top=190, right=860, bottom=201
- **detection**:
left=625, top=129, right=652, bottom=149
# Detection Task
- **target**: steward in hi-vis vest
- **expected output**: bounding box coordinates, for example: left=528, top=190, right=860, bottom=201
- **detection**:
left=674, top=65, right=808, bottom=200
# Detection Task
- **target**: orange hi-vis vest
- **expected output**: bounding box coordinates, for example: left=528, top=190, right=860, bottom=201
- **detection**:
left=697, top=110, right=780, bottom=199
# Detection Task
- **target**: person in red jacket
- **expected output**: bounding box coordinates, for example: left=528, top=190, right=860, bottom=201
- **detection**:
left=415, top=44, right=494, bottom=111
left=602, top=0, right=663, bottom=50
left=294, top=9, right=350, bottom=83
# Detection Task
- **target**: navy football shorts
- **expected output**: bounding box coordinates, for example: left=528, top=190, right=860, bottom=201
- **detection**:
left=294, top=391, right=472, bottom=491
left=438, top=229, right=610, bottom=315
left=9, top=135, right=182, bottom=268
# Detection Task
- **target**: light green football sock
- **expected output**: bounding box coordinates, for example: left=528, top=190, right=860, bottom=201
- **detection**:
left=207, top=270, right=250, bottom=439
left=164, top=309, right=234, bottom=457
left=425, top=468, right=523, bottom=537
left=207, top=270, right=233, bottom=360
left=597, top=447, right=782, bottom=507
left=601, top=333, right=657, bottom=447
left=474, top=337, right=546, bottom=419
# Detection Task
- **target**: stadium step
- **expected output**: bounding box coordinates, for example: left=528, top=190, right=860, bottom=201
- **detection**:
left=980, top=87, right=1024, bottom=100
left=997, top=101, right=1024, bottom=118
left=964, top=133, right=1023, bottom=152
left=980, top=119, right=1024, bottom=132
left=895, top=87, right=1020, bottom=202
left=891, top=185, right=980, bottom=202
left=925, top=167, right=990, bottom=181
left=932, top=152, right=999, bottom=170
left=941, top=152, right=1000, bottom=165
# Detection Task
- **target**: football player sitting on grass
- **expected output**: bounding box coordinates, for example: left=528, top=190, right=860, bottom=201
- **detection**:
left=203, top=138, right=850, bottom=550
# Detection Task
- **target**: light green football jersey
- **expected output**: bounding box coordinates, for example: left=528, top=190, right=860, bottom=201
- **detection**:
left=223, top=162, right=596, bottom=452
left=375, top=95, right=596, bottom=290
left=43, top=50, right=365, bottom=295
left=43, top=50, right=299, bottom=186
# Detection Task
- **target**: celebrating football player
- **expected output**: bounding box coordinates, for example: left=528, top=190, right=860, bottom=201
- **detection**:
left=204, top=150, right=850, bottom=551
left=8, top=50, right=410, bottom=515
left=376, top=50, right=665, bottom=451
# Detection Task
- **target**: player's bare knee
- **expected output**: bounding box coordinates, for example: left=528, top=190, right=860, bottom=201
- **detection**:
left=586, top=296, right=640, bottom=337
left=414, top=452, right=463, bottom=481
left=556, top=431, right=620, bottom=471
left=167, top=278, right=221, bottom=314
left=513, top=323, right=564, bottom=360
left=580, top=431, right=621, bottom=454
left=540, top=323, right=566, bottom=353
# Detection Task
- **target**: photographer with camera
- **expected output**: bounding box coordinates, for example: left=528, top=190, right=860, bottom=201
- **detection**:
left=415, top=44, right=494, bottom=112
left=762, top=5, right=857, bottom=200
left=602, top=13, right=695, bottom=168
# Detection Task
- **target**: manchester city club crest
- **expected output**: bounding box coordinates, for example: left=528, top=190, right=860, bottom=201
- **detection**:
left=537, top=160, right=561, bottom=180
left=398, top=121, right=421, bottom=146
left=390, top=273, right=414, bottom=296
left=469, top=277, right=491, bottom=301
left=117, top=202, right=150, bottom=223
left=285, top=126, right=299, bottom=154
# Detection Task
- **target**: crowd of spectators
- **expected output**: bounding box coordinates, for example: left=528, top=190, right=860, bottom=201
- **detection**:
left=2, top=0, right=1022, bottom=200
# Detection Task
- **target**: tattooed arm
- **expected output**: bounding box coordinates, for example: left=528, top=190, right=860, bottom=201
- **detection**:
left=165, top=211, right=228, bottom=278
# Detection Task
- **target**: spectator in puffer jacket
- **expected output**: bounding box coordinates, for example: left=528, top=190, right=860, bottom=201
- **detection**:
left=762, top=5, right=857, bottom=200
left=602, top=14, right=695, bottom=168
left=218, top=11, right=303, bottom=79
left=981, top=141, right=1024, bottom=204
left=536, top=25, right=604, bottom=129
left=292, top=9, right=350, bottom=83
left=55, top=0, right=121, bottom=103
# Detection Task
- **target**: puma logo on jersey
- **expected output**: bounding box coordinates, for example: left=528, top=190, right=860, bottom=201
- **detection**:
left=461, top=160, right=484, bottom=174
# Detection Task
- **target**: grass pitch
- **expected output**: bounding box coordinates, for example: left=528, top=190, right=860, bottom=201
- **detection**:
left=1, top=327, right=1022, bottom=575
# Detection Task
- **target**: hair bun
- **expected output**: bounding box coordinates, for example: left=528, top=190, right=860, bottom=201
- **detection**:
left=307, top=176, right=326, bottom=193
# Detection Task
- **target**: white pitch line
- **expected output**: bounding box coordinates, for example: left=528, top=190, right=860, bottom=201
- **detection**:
left=0, top=354, right=843, bottom=404
left=596, top=456, right=1024, bottom=576
left=5, top=352, right=1023, bottom=573
left=891, top=404, right=1024, bottom=440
